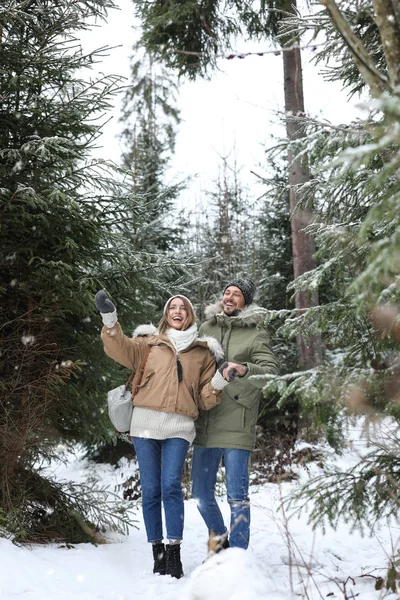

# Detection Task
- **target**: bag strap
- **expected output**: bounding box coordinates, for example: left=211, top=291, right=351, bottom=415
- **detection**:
left=126, top=369, right=136, bottom=388
left=129, top=345, right=151, bottom=399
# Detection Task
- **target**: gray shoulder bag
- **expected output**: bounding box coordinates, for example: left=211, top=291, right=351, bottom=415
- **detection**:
left=107, top=345, right=151, bottom=433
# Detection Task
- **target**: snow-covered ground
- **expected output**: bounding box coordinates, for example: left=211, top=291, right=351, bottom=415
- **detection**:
left=1, top=422, right=398, bottom=600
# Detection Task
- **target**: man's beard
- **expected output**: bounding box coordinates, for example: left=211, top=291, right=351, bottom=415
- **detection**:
left=223, top=306, right=241, bottom=316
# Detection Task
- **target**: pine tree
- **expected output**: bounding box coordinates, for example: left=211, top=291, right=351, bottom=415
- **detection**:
left=118, top=42, right=184, bottom=254
left=0, top=0, right=190, bottom=541
left=133, top=0, right=322, bottom=367
left=256, top=0, right=400, bottom=521
left=260, top=0, right=400, bottom=417
left=182, top=151, right=260, bottom=318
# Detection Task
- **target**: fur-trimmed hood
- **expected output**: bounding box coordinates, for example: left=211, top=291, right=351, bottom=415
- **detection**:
left=196, top=335, right=224, bottom=363
left=132, top=323, right=224, bottom=362
left=132, top=324, right=157, bottom=338
left=203, top=301, right=267, bottom=327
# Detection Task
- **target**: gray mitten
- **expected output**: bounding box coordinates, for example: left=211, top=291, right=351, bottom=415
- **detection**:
left=95, top=290, right=115, bottom=313
left=95, top=290, right=117, bottom=328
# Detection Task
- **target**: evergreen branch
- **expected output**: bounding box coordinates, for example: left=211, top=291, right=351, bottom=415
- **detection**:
left=289, top=115, right=364, bottom=136
left=320, top=0, right=391, bottom=97
left=285, top=440, right=400, bottom=533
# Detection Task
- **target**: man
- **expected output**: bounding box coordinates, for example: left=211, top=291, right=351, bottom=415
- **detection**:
left=192, top=278, right=278, bottom=550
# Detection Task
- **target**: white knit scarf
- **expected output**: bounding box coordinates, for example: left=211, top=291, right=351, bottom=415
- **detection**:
left=166, top=323, right=198, bottom=353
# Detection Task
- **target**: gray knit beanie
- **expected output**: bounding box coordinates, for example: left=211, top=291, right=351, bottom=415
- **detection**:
left=224, top=278, right=256, bottom=306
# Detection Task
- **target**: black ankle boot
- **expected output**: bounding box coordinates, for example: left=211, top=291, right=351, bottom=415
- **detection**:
left=152, top=542, right=166, bottom=575
left=165, top=543, right=184, bottom=579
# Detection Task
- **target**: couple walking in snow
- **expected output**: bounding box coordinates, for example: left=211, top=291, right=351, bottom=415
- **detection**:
left=95, top=279, right=278, bottom=578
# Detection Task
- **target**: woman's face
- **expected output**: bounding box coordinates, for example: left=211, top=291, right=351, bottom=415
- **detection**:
left=167, top=297, right=188, bottom=330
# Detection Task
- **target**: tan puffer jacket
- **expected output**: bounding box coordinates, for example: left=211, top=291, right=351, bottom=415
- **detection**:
left=101, top=323, right=224, bottom=419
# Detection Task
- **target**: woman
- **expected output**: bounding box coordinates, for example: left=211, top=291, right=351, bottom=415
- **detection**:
left=95, top=290, right=227, bottom=579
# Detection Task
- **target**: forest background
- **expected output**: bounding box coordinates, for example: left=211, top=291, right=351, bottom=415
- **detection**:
left=1, top=0, right=400, bottom=588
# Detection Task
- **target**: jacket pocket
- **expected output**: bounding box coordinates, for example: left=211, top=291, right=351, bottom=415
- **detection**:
left=212, top=396, right=246, bottom=433
left=225, top=381, right=260, bottom=410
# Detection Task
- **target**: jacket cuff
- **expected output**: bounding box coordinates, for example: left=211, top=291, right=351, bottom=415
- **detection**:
left=240, top=363, right=249, bottom=377
left=211, top=370, right=229, bottom=390
left=101, top=310, right=118, bottom=328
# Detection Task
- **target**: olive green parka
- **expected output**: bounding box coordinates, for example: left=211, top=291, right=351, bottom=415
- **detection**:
left=194, top=302, right=278, bottom=450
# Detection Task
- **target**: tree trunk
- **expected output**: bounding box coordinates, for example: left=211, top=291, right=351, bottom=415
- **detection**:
left=281, top=1, right=322, bottom=369
left=372, top=0, right=400, bottom=87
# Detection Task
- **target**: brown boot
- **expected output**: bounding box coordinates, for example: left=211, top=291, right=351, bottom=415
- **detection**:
left=208, top=531, right=229, bottom=556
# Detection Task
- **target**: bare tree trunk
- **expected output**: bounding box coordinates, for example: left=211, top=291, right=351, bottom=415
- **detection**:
left=281, top=0, right=322, bottom=369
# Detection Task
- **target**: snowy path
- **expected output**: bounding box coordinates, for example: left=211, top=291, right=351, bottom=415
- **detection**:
left=1, top=450, right=396, bottom=600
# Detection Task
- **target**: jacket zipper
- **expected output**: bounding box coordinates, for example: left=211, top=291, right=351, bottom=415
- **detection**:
left=176, top=355, right=183, bottom=382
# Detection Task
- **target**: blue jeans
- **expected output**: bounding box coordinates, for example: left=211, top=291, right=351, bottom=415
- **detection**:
left=132, top=437, right=189, bottom=543
left=191, top=447, right=251, bottom=549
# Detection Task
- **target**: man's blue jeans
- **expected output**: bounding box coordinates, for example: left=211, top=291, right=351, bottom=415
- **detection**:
left=132, top=437, right=189, bottom=543
left=191, top=447, right=251, bottom=549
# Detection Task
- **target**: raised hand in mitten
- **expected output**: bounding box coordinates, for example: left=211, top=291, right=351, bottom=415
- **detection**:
left=95, top=290, right=116, bottom=313
left=95, top=290, right=117, bottom=328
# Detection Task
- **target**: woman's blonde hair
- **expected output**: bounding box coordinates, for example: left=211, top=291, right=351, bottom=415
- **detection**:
left=158, top=295, right=197, bottom=335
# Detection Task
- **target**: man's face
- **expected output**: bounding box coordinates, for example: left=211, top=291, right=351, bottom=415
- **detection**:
left=222, top=286, right=246, bottom=315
